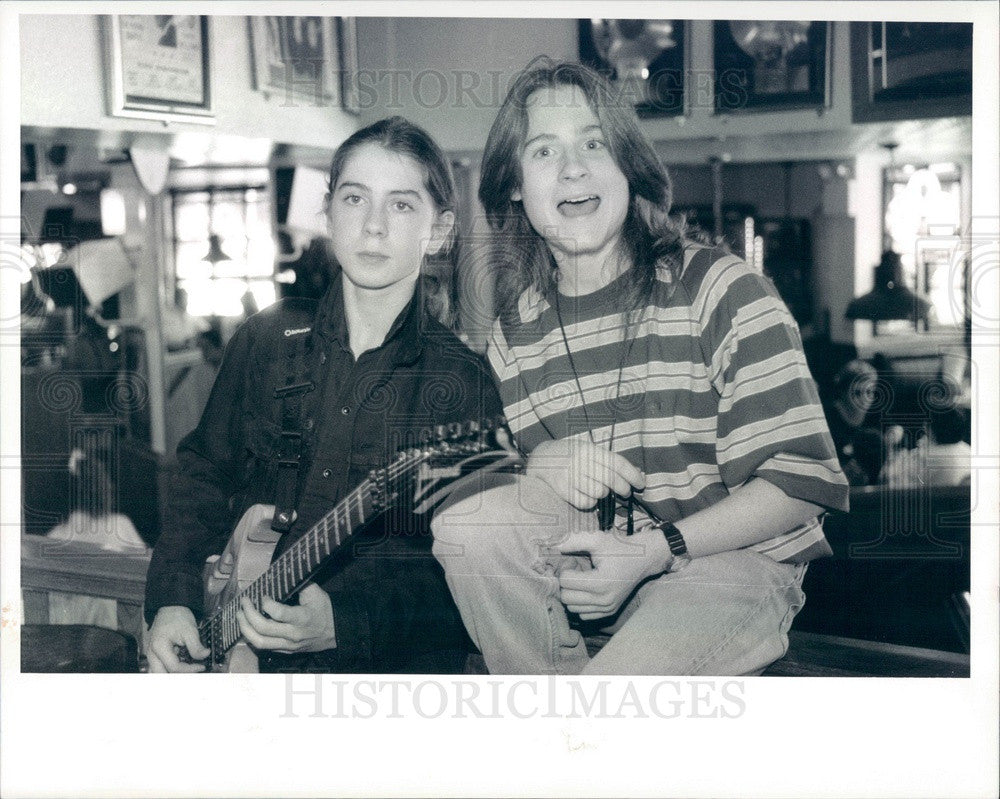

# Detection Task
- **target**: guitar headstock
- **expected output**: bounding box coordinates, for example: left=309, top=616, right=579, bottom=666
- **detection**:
left=367, top=416, right=523, bottom=516
left=415, top=416, right=512, bottom=458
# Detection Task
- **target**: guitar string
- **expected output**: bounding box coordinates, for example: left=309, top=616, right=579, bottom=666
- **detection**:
left=209, top=450, right=457, bottom=646
left=210, top=425, right=508, bottom=648
left=206, top=473, right=381, bottom=648
left=255, top=429, right=497, bottom=590
left=204, top=432, right=499, bottom=648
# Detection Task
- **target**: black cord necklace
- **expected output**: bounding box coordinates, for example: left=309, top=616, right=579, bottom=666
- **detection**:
left=552, top=277, right=637, bottom=533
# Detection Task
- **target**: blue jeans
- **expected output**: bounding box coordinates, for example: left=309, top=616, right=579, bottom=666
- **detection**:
left=431, top=474, right=806, bottom=675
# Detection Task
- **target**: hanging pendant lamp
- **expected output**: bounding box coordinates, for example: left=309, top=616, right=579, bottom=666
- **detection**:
left=202, top=233, right=231, bottom=264
left=846, top=250, right=931, bottom=332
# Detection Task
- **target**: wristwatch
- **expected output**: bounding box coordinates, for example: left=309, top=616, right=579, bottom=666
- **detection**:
left=658, top=520, right=692, bottom=572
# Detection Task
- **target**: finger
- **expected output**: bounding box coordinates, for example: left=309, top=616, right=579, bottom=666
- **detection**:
left=567, top=490, right=599, bottom=512
left=553, top=530, right=604, bottom=554
left=146, top=649, right=166, bottom=673
left=181, top=627, right=210, bottom=660
left=573, top=449, right=620, bottom=488
left=260, top=595, right=305, bottom=625
left=573, top=474, right=610, bottom=503
left=577, top=458, right=644, bottom=504
left=150, top=637, right=182, bottom=671
left=557, top=570, right=605, bottom=591
left=298, top=584, right=329, bottom=607
left=563, top=599, right=616, bottom=617
left=606, top=452, right=646, bottom=490
left=240, top=597, right=305, bottom=639
left=173, top=660, right=207, bottom=673
left=237, top=608, right=291, bottom=651
left=576, top=609, right=615, bottom=621
left=151, top=638, right=204, bottom=673
left=559, top=585, right=611, bottom=606
left=237, top=607, right=304, bottom=650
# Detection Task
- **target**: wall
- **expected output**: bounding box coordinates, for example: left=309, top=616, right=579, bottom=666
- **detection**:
left=356, top=17, right=577, bottom=151
left=20, top=14, right=358, bottom=151
left=354, top=19, right=876, bottom=161
left=669, top=163, right=825, bottom=217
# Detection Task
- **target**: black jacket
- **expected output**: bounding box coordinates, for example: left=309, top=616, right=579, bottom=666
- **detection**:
left=145, top=279, right=502, bottom=671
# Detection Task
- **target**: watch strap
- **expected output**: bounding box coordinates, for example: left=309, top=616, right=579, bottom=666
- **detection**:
left=658, top=520, right=689, bottom=558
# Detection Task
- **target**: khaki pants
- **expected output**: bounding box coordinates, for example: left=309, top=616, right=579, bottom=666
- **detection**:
left=432, top=474, right=806, bottom=676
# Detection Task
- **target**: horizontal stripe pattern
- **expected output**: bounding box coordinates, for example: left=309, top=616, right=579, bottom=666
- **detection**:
left=488, top=245, right=848, bottom=561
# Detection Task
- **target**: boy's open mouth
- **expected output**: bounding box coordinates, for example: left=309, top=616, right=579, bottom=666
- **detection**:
left=557, top=195, right=600, bottom=217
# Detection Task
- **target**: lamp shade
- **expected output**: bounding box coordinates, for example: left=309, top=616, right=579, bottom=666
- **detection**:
left=202, top=233, right=231, bottom=264
left=845, top=251, right=931, bottom=323
left=69, top=238, right=134, bottom=305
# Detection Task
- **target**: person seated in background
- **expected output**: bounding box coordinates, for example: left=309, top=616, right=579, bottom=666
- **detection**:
left=821, top=359, right=888, bottom=486
left=881, top=404, right=972, bottom=488
left=45, top=443, right=148, bottom=629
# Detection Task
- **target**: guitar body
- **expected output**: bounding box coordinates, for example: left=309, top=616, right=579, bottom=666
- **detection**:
left=204, top=503, right=280, bottom=673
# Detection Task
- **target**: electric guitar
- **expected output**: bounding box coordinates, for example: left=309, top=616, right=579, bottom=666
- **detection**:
left=191, top=417, right=522, bottom=672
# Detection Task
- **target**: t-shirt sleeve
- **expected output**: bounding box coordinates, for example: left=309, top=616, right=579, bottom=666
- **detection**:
left=700, top=260, right=849, bottom=512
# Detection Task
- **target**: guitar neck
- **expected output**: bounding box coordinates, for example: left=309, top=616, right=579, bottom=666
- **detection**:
left=201, top=477, right=380, bottom=656
left=197, top=416, right=514, bottom=662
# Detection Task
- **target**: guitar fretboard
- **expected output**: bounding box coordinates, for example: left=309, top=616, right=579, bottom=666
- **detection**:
left=196, top=417, right=508, bottom=664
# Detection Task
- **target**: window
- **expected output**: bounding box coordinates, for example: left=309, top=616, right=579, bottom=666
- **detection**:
left=170, top=186, right=277, bottom=317
left=883, top=162, right=964, bottom=328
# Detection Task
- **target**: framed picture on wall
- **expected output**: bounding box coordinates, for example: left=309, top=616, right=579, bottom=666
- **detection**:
left=248, top=16, right=340, bottom=106
left=713, top=21, right=831, bottom=113
left=850, top=22, right=972, bottom=123
left=578, top=19, right=687, bottom=117
left=104, top=15, right=214, bottom=124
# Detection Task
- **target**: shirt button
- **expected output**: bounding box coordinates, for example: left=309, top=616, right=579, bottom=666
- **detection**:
left=341, top=406, right=350, bottom=415
left=322, top=468, right=332, bottom=478
left=304, top=418, right=314, bottom=430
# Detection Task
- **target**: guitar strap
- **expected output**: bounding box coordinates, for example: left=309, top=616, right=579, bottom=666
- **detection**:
left=270, top=324, right=316, bottom=533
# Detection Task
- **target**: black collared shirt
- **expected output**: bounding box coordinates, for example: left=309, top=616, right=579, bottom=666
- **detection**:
left=145, top=278, right=502, bottom=669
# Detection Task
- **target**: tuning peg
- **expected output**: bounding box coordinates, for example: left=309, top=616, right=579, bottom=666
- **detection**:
left=466, top=420, right=480, bottom=437
left=433, top=424, right=448, bottom=442
left=447, top=421, right=462, bottom=439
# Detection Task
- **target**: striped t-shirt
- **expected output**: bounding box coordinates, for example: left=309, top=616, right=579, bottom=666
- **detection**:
left=487, top=245, right=849, bottom=563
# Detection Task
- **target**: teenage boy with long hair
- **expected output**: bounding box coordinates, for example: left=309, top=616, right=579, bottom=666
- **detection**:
left=432, top=61, right=848, bottom=675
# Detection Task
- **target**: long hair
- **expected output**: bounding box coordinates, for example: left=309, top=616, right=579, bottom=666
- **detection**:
left=479, top=58, right=688, bottom=322
left=325, top=116, right=460, bottom=327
